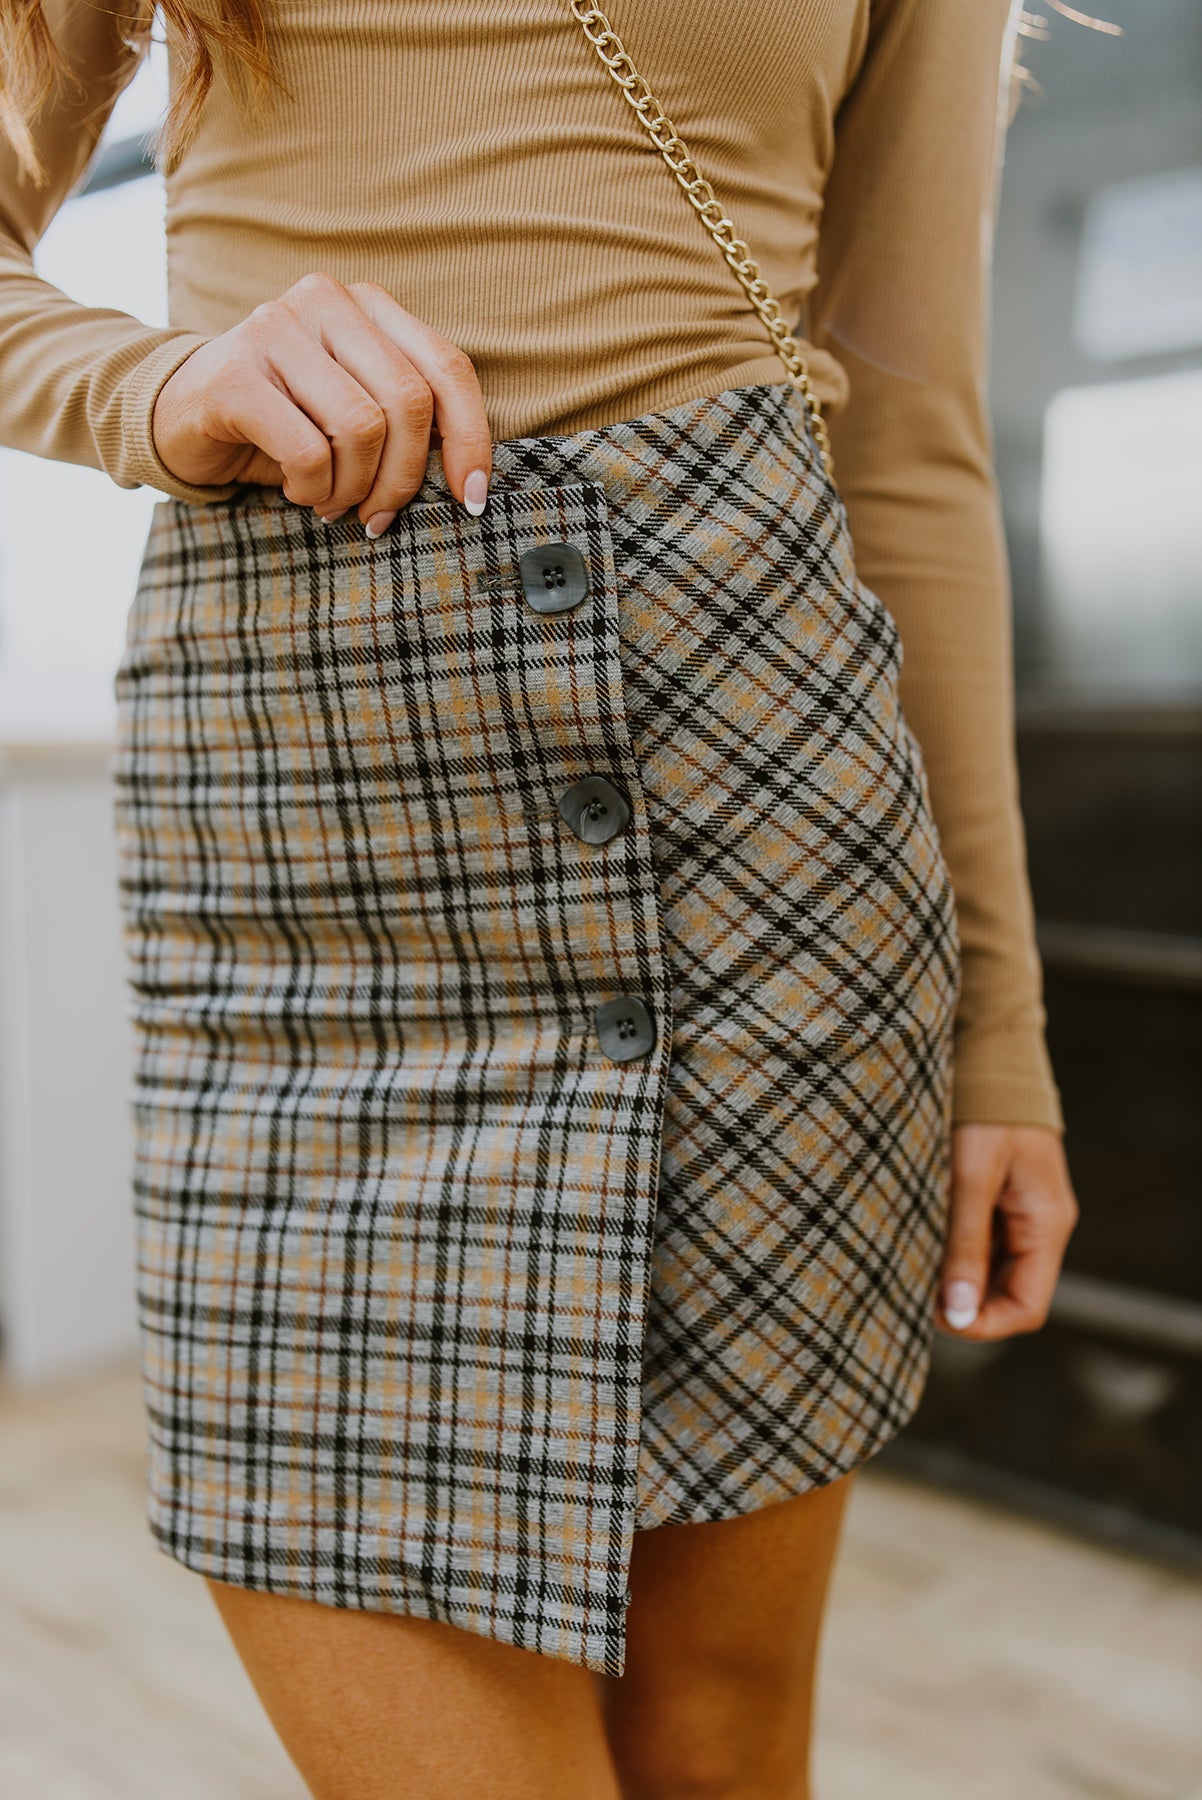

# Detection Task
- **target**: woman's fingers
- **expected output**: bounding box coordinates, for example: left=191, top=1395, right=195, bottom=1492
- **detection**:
left=347, top=281, right=493, bottom=512
left=149, top=330, right=332, bottom=495
left=251, top=290, right=414, bottom=514
left=938, top=1125, right=1007, bottom=1334
left=152, top=296, right=393, bottom=508
left=973, top=1128, right=1078, bottom=1339
left=939, top=1125, right=1079, bottom=1342
left=150, top=271, right=492, bottom=530
left=275, top=275, right=440, bottom=528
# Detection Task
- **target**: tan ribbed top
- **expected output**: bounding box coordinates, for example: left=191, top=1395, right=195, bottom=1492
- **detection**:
left=0, top=0, right=1062, bottom=1130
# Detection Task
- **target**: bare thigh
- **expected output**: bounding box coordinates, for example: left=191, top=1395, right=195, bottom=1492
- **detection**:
left=206, top=1580, right=620, bottom=1800
left=207, top=1470, right=852, bottom=1800
left=600, top=1470, right=855, bottom=1800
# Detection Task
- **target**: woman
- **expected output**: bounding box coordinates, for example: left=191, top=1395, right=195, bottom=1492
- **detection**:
left=0, top=1, right=1079, bottom=1794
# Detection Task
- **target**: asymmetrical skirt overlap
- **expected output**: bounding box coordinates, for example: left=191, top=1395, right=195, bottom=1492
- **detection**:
left=113, top=381, right=960, bottom=1674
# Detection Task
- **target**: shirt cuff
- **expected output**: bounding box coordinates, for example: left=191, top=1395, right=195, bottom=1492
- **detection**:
left=951, top=1017, right=1065, bottom=1133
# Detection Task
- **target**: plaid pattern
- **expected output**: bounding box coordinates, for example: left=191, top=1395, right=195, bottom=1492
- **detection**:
left=113, top=381, right=959, bottom=1675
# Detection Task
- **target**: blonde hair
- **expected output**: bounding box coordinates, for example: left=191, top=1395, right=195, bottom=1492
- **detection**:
left=1011, top=1, right=1123, bottom=115
left=0, top=0, right=281, bottom=185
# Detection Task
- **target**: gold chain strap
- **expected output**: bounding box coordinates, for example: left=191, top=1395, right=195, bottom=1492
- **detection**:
left=566, top=0, right=835, bottom=480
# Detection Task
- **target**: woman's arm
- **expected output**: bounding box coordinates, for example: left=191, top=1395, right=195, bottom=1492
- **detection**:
left=1, top=1, right=493, bottom=527
left=0, top=0, right=236, bottom=501
left=808, top=0, right=1077, bottom=1334
left=810, top=0, right=1058, bottom=1133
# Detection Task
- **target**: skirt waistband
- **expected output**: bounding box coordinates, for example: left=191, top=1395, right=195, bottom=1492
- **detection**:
left=200, top=379, right=827, bottom=519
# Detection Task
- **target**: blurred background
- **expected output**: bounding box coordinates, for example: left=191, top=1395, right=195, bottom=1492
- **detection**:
left=885, top=0, right=1202, bottom=1575
left=0, top=2, right=1199, bottom=1795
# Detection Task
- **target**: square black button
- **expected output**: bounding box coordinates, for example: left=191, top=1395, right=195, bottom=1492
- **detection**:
left=558, top=775, right=631, bottom=845
left=519, top=543, right=589, bottom=614
left=594, top=996, right=656, bottom=1063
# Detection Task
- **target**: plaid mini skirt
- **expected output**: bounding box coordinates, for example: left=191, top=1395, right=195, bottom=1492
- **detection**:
left=113, top=380, right=960, bottom=1675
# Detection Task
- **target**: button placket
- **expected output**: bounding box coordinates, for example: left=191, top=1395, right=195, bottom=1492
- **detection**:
left=500, top=494, right=670, bottom=1661
left=518, top=532, right=659, bottom=1069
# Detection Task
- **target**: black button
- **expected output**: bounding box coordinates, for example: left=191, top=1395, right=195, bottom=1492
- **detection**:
left=594, top=996, right=656, bottom=1064
left=518, top=542, right=589, bottom=614
left=558, top=775, right=631, bottom=845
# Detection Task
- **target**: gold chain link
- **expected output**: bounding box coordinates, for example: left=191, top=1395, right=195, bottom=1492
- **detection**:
left=566, top=0, right=835, bottom=480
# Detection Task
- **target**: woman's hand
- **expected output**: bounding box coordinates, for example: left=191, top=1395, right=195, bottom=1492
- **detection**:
left=937, top=1124, right=1079, bottom=1339
left=151, top=272, right=492, bottom=537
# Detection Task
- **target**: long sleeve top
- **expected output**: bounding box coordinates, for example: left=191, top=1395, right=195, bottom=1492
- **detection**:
left=0, top=0, right=1062, bottom=1130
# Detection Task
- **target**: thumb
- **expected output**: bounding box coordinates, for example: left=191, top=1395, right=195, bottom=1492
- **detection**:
left=940, top=1125, right=1007, bottom=1332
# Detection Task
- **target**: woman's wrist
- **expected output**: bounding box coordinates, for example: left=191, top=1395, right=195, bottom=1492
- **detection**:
left=117, top=333, right=241, bottom=504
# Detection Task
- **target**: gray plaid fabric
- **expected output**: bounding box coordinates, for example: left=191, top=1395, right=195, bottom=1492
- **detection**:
left=113, top=381, right=959, bottom=1674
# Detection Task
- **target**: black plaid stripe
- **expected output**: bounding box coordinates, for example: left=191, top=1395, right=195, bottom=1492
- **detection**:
left=112, top=381, right=958, bottom=1675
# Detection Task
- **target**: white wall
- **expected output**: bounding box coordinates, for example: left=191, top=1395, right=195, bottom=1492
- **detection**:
left=0, top=746, right=137, bottom=1383
left=0, top=46, right=169, bottom=1383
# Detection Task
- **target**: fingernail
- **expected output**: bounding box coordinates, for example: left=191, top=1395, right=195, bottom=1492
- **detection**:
left=319, top=509, right=347, bottom=524
left=463, top=469, right=489, bottom=517
left=944, top=1281, right=980, bottom=1330
left=365, top=511, right=395, bottom=539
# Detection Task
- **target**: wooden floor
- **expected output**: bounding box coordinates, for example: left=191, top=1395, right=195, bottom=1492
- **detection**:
left=2, top=1363, right=1200, bottom=1799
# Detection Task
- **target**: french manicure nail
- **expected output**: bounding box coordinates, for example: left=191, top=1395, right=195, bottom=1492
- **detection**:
left=944, top=1280, right=979, bottom=1330
left=319, top=510, right=347, bottom=524
left=463, top=469, right=489, bottom=517
left=365, top=511, right=395, bottom=539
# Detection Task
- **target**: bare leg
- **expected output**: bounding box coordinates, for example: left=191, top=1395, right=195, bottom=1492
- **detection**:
left=207, top=1470, right=851, bottom=1800
left=599, top=1471, right=855, bottom=1800
left=206, top=1580, right=622, bottom=1800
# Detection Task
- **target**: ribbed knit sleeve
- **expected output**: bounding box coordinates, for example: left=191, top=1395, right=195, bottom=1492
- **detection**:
left=809, top=0, right=1063, bottom=1131
left=0, top=0, right=236, bottom=504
